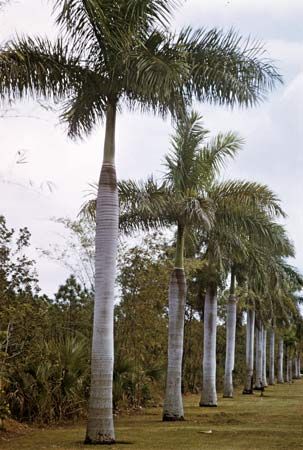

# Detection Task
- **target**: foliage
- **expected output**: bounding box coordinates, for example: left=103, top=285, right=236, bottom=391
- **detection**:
left=115, top=233, right=170, bottom=407
left=0, top=213, right=302, bottom=424
left=0, top=216, right=93, bottom=423
left=0, top=1, right=281, bottom=140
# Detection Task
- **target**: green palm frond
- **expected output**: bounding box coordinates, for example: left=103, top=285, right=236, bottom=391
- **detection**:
left=210, top=179, right=285, bottom=218
left=179, top=26, right=282, bottom=106
left=60, top=79, right=107, bottom=138
left=0, top=36, right=83, bottom=101
left=1, top=2, right=282, bottom=139
left=201, top=131, right=244, bottom=176
left=163, top=111, right=209, bottom=191
left=54, top=0, right=101, bottom=54
left=124, top=30, right=190, bottom=117
left=119, top=177, right=167, bottom=212
left=118, top=177, right=174, bottom=233
left=181, top=194, right=213, bottom=229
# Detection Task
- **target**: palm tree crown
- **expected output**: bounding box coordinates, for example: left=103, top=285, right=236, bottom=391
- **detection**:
left=0, top=1, right=282, bottom=137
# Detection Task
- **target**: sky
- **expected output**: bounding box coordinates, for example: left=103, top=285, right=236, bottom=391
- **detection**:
left=0, top=0, right=302, bottom=296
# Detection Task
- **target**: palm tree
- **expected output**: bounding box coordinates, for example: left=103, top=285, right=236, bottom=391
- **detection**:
left=277, top=335, right=284, bottom=383
left=224, top=216, right=290, bottom=397
left=223, top=266, right=237, bottom=398
left=264, top=263, right=303, bottom=386
left=239, top=226, right=296, bottom=392
left=255, top=319, right=264, bottom=389
left=268, top=325, right=275, bottom=385
left=112, top=113, right=243, bottom=420
left=0, top=0, right=282, bottom=443
left=197, top=186, right=287, bottom=405
left=116, top=114, right=285, bottom=411
left=243, top=301, right=255, bottom=394
left=262, top=326, right=268, bottom=386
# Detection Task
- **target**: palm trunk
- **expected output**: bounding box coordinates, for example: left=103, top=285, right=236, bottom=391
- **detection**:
left=298, top=354, right=301, bottom=378
left=277, top=337, right=284, bottom=383
left=262, top=327, right=268, bottom=387
left=285, top=347, right=290, bottom=383
left=223, top=270, right=237, bottom=398
left=163, top=224, right=186, bottom=421
left=254, top=321, right=263, bottom=389
left=268, top=329, right=275, bottom=385
left=285, top=346, right=289, bottom=383
left=289, top=356, right=293, bottom=382
left=85, top=104, right=118, bottom=445
left=200, top=284, right=217, bottom=407
left=293, top=356, right=298, bottom=379
left=243, top=308, right=255, bottom=394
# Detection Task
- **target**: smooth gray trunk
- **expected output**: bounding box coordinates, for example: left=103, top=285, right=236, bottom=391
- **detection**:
left=268, top=329, right=275, bottom=385
left=298, top=354, right=301, bottom=378
left=200, top=285, right=217, bottom=407
left=285, top=352, right=289, bottom=383
left=163, top=268, right=186, bottom=421
left=86, top=105, right=118, bottom=445
left=285, top=348, right=291, bottom=383
left=243, top=308, right=255, bottom=394
left=223, top=294, right=237, bottom=397
left=289, top=357, right=293, bottom=382
left=277, top=337, right=284, bottom=383
left=293, top=357, right=298, bottom=379
left=262, top=327, right=268, bottom=387
left=254, top=321, right=263, bottom=389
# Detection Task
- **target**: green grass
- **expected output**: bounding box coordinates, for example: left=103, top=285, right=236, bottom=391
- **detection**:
left=1, top=380, right=303, bottom=450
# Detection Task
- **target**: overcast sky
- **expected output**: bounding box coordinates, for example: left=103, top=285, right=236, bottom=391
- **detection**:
left=0, top=0, right=302, bottom=296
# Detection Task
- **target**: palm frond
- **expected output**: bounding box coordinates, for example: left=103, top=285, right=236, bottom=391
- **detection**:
left=177, top=27, right=282, bottom=106
left=60, top=78, right=107, bottom=138
left=118, top=177, right=174, bottom=233
left=0, top=36, right=82, bottom=101
left=54, top=0, right=101, bottom=54
left=163, top=111, right=208, bottom=190
left=124, top=29, right=190, bottom=117
left=210, top=180, right=285, bottom=218
left=201, top=131, right=244, bottom=176
left=181, top=194, right=214, bottom=230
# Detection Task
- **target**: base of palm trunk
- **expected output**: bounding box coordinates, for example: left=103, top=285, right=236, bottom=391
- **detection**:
left=222, top=394, right=233, bottom=398
left=242, top=389, right=253, bottom=395
left=253, top=386, right=264, bottom=391
left=277, top=380, right=284, bottom=384
left=199, top=402, right=217, bottom=407
left=84, top=436, right=116, bottom=445
left=162, top=414, right=185, bottom=422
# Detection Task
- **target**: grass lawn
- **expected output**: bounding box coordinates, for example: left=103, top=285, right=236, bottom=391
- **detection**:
left=1, top=380, right=303, bottom=450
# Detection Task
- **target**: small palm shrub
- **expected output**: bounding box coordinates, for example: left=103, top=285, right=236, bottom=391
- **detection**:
left=6, top=336, right=89, bottom=423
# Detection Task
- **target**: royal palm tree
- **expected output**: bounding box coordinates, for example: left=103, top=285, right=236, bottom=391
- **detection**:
left=0, top=0, right=282, bottom=443
left=238, top=227, right=296, bottom=392
left=265, top=263, right=303, bottom=385
left=268, top=324, right=275, bottom=385
left=277, top=335, right=284, bottom=383
left=108, top=113, right=242, bottom=420
left=223, top=217, right=291, bottom=397
left=115, top=114, right=285, bottom=412
left=197, top=188, right=286, bottom=405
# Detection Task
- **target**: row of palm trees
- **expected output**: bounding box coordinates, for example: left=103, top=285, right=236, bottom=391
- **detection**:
left=0, top=0, right=294, bottom=445
left=103, top=112, right=301, bottom=419
left=84, top=110, right=302, bottom=421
